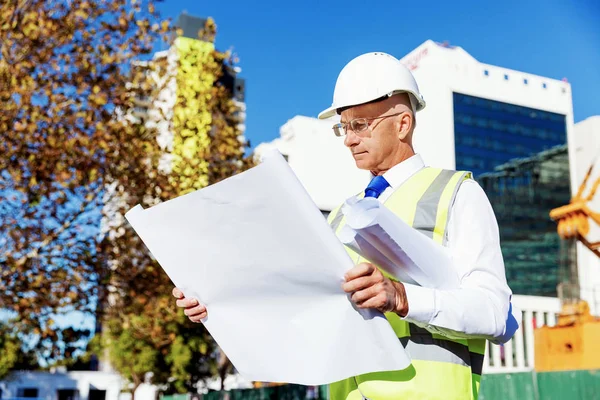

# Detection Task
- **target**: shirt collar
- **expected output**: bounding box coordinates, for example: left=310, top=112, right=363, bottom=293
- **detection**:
left=371, top=154, right=425, bottom=189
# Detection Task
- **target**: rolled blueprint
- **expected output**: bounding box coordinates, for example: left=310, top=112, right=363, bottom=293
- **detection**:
left=337, top=224, right=418, bottom=285
left=341, top=197, right=459, bottom=289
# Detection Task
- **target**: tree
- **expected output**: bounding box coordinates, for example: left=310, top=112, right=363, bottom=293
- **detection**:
left=0, top=321, right=37, bottom=379
left=100, top=298, right=218, bottom=397
left=98, top=17, right=252, bottom=397
left=0, top=0, right=171, bottom=364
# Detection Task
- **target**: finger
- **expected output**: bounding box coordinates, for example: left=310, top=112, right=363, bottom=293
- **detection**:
left=176, top=297, right=198, bottom=308
left=351, top=284, right=382, bottom=305
left=184, top=304, right=207, bottom=317
left=342, top=276, right=376, bottom=293
left=189, top=312, right=208, bottom=323
left=172, top=287, right=184, bottom=299
left=356, top=293, right=388, bottom=311
left=344, top=262, right=375, bottom=281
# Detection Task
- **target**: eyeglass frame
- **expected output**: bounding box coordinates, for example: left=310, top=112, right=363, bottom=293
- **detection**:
left=331, top=111, right=407, bottom=137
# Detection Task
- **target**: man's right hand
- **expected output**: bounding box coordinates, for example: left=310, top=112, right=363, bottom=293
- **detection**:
left=172, top=287, right=207, bottom=323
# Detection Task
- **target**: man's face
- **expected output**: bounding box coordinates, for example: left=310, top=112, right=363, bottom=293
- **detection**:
left=340, top=96, right=411, bottom=174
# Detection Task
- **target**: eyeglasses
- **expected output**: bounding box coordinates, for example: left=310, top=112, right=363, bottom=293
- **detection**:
left=332, top=111, right=406, bottom=137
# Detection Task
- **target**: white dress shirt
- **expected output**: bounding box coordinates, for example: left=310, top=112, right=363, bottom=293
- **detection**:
left=375, top=154, right=512, bottom=342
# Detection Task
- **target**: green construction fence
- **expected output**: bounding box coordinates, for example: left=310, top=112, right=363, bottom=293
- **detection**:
left=162, top=369, right=600, bottom=400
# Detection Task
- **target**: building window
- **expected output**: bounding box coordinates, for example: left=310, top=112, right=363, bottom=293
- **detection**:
left=17, top=388, right=39, bottom=398
left=561, top=87, right=567, bottom=94
left=523, top=78, right=528, bottom=85
left=484, top=69, right=489, bottom=76
left=89, top=390, right=107, bottom=400
left=504, top=74, right=509, bottom=80
left=542, top=83, right=547, bottom=89
left=57, top=389, right=79, bottom=400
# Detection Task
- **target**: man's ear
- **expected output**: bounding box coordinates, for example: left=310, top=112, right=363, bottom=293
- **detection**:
left=397, top=112, right=413, bottom=141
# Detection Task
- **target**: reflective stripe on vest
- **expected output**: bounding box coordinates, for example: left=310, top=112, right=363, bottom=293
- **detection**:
left=327, top=167, right=486, bottom=400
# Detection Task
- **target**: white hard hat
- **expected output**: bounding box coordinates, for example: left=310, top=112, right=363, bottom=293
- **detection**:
left=318, top=52, right=426, bottom=120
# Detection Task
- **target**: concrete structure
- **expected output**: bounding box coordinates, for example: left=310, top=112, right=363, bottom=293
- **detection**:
left=128, top=14, right=246, bottom=175
left=399, top=40, right=573, bottom=176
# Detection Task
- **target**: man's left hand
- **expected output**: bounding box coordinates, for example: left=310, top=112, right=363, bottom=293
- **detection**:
left=342, top=262, right=409, bottom=316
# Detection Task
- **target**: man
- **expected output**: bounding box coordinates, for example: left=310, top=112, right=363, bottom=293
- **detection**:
left=173, top=52, right=512, bottom=400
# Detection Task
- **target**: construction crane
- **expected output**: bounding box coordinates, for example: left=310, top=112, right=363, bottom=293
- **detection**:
left=550, top=161, right=600, bottom=257
left=534, top=157, right=600, bottom=371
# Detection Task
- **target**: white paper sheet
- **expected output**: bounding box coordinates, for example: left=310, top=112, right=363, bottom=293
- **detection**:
left=125, top=150, right=410, bottom=385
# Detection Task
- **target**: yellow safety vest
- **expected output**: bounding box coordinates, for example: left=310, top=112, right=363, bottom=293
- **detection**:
left=327, top=167, right=486, bottom=400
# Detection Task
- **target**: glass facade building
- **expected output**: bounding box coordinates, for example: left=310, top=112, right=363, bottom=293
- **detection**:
left=453, top=93, right=571, bottom=296
left=453, top=93, right=567, bottom=178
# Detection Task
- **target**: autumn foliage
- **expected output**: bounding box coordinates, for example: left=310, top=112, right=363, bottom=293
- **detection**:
left=0, top=0, right=251, bottom=391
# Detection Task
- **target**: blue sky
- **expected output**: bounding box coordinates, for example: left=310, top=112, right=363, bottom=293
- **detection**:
left=157, top=0, right=600, bottom=149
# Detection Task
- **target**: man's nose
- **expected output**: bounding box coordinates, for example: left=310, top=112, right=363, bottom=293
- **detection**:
left=344, top=129, right=360, bottom=148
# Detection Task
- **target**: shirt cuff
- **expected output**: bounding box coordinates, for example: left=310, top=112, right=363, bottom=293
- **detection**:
left=402, top=283, right=436, bottom=324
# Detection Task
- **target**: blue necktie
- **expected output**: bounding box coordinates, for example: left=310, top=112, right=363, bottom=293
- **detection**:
left=364, top=175, right=390, bottom=199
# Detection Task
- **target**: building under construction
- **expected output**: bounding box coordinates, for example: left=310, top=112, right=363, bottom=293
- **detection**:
left=478, top=144, right=575, bottom=298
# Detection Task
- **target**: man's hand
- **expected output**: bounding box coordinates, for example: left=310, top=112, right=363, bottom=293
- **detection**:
left=341, top=262, right=409, bottom=316
left=172, top=287, right=207, bottom=323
